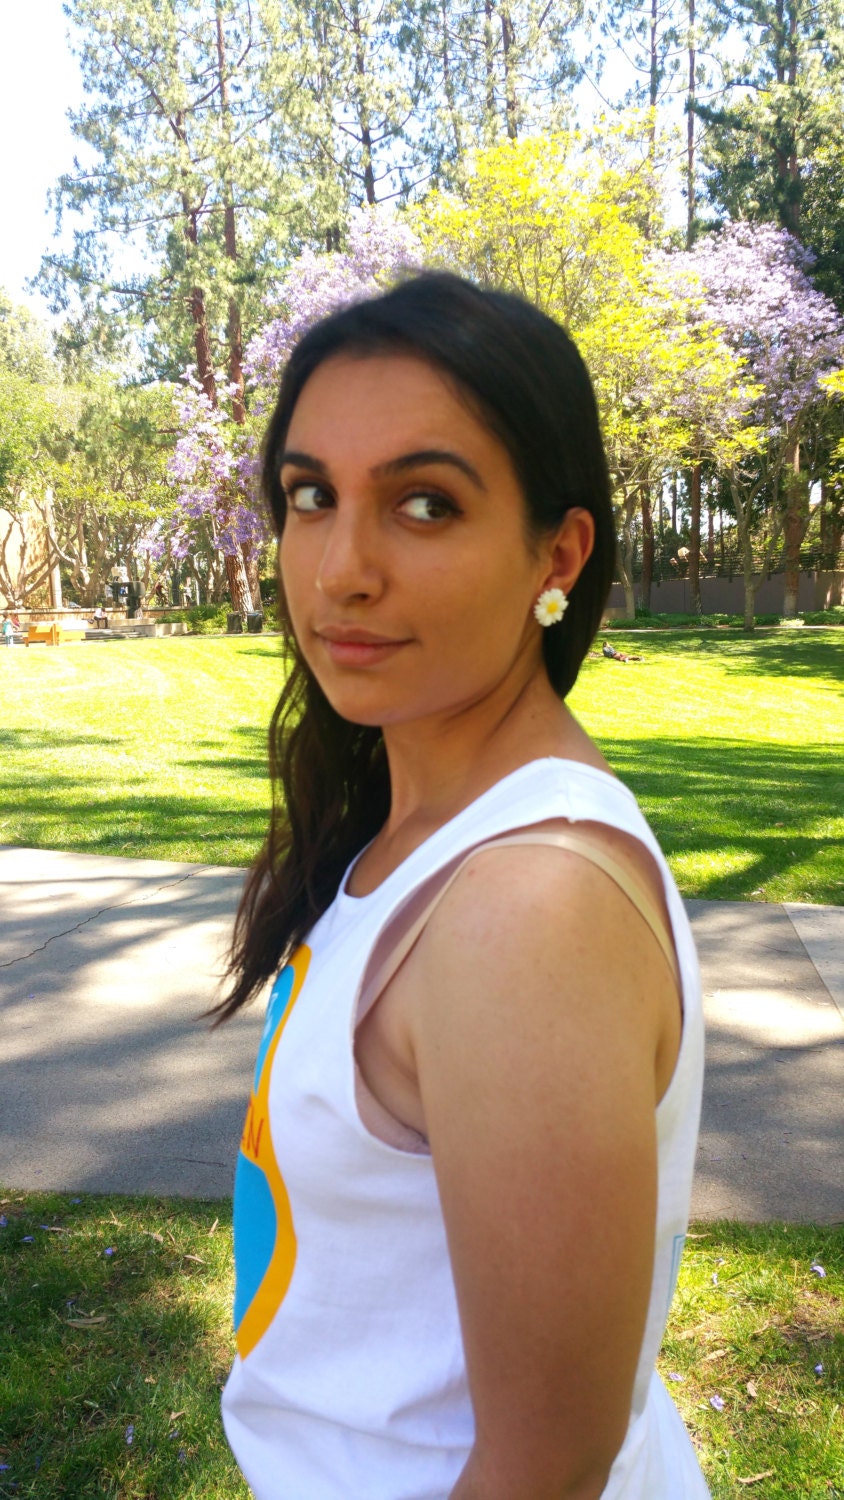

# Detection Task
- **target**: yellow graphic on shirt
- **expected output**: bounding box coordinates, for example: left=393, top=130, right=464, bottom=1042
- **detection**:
left=233, top=944, right=311, bottom=1359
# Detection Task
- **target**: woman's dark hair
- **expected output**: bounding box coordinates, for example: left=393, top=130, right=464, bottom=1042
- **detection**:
left=212, top=272, right=614, bottom=1021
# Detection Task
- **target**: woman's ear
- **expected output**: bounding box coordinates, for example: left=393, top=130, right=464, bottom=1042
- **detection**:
left=539, top=507, right=595, bottom=595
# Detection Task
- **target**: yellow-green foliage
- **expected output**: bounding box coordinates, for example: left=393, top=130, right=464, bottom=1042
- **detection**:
left=411, top=131, right=757, bottom=502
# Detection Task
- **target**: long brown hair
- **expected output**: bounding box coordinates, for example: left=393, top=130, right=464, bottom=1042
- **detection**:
left=211, top=273, right=615, bottom=1022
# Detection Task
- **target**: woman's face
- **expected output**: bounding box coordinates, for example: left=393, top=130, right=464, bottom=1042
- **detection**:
left=279, top=353, right=563, bottom=730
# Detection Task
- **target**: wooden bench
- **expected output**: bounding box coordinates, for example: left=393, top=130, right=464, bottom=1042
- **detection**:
left=27, top=623, right=62, bottom=646
left=25, top=622, right=88, bottom=646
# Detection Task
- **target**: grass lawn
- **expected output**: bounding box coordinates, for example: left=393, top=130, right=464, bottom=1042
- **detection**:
left=1, top=1192, right=841, bottom=1499
left=1, top=629, right=842, bottom=902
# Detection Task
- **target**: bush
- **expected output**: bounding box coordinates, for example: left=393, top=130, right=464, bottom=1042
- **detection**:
left=155, top=604, right=230, bottom=633
left=800, top=606, right=844, bottom=625
left=155, top=603, right=284, bottom=635
left=604, top=611, right=788, bottom=630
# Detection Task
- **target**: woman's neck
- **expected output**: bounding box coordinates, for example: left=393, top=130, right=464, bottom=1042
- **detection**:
left=357, top=668, right=604, bottom=888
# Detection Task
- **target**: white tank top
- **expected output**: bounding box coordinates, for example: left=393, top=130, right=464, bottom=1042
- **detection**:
left=222, top=758, right=711, bottom=1499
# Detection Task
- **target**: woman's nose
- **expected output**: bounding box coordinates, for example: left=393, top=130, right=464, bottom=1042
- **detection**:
left=315, top=507, right=384, bottom=603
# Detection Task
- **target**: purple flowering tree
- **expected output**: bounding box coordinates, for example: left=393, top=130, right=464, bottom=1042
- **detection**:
left=167, top=371, right=266, bottom=608
left=677, top=223, right=844, bottom=622
left=244, top=210, right=422, bottom=407
left=168, top=210, right=422, bottom=604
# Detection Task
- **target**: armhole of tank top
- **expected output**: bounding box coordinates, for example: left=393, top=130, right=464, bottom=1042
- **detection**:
left=353, top=824, right=683, bottom=1155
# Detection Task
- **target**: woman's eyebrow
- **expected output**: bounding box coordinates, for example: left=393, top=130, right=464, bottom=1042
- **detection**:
left=280, top=449, right=329, bottom=474
left=280, top=446, right=487, bottom=491
left=372, top=449, right=487, bottom=490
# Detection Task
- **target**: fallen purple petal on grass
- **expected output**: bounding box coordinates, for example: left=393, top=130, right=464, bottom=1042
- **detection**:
left=711, top=1272, right=719, bottom=1285
left=715, top=1257, right=726, bottom=1266
left=810, top=1263, right=826, bottom=1277
left=815, top=1363, right=824, bottom=1375
left=125, top=1424, right=134, bottom=1446
left=178, top=1449, right=186, bottom=1464
left=668, top=1372, right=684, bottom=1382
left=21, top=1236, right=33, bottom=1243
left=69, top=1198, right=81, bottom=1205
left=104, top=1247, right=115, bottom=1257
left=0, top=1463, right=10, bottom=1471
left=168, top=1429, right=179, bottom=1440
left=0, top=1215, right=7, bottom=1227
left=709, top=1395, right=725, bottom=1411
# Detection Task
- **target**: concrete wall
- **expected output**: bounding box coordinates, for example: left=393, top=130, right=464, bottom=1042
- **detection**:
left=606, top=571, right=842, bottom=616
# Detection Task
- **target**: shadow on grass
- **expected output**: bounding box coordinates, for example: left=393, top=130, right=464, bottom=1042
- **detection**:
left=180, top=721, right=271, bottom=780
left=608, top=630, right=844, bottom=684
left=2, top=724, right=841, bottom=898
left=598, top=736, right=842, bottom=901
left=0, top=722, right=271, bottom=863
left=0, top=1193, right=248, bottom=1498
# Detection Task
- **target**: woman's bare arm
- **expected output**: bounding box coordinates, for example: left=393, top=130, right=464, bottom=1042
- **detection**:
left=405, top=844, right=676, bottom=1500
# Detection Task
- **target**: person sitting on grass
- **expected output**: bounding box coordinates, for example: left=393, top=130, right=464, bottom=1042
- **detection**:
left=603, top=639, right=643, bottom=662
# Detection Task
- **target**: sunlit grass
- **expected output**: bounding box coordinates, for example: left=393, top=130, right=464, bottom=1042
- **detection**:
left=659, top=1222, right=843, bottom=1498
left=1, top=630, right=842, bottom=901
left=1, top=1193, right=840, bottom=1498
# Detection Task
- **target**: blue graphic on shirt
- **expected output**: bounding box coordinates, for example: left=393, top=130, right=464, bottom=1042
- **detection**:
left=232, top=946, right=311, bottom=1358
left=233, top=1154, right=277, bottom=1330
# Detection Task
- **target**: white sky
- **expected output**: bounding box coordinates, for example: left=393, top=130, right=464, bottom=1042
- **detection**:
left=0, top=0, right=83, bottom=315
left=0, top=4, right=691, bottom=328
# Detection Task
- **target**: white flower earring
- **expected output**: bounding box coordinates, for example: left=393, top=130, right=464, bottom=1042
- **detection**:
left=533, top=587, right=568, bottom=627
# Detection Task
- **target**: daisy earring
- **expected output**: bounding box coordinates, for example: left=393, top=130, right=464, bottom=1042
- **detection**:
left=533, top=587, right=568, bottom=627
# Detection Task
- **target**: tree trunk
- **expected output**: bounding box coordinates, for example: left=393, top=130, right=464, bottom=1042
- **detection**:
left=245, top=545, right=261, bottom=606
left=440, top=0, right=463, bottom=161
left=707, top=500, right=715, bottom=567
left=733, top=460, right=786, bottom=624
left=179, top=117, right=217, bottom=405
left=500, top=2, right=518, bottom=140
left=782, top=435, right=807, bottom=616
left=42, top=488, right=64, bottom=609
left=483, top=0, right=497, bottom=142
left=640, top=486, right=654, bottom=610
left=730, top=476, right=760, bottom=630
left=615, top=490, right=638, bottom=619
left=819, top=474, right=844, bottom=565
left=351, top=0, right=377, bottom=203
left=216, top=3, right=246, bottom=424
left=686, top=0, right=696, bottom=248
left=225, top=552, right=253, bottom=615
left=671, top=471, right=678, bottom=532
left=742, top=569, right=756, bottom=631
left=689, top=463, right=702, bottom=614
left=189, top=276, right=217, bottom=405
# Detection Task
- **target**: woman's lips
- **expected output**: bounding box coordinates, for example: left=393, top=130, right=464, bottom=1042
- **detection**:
left=316, top=628, right=410, bottom=667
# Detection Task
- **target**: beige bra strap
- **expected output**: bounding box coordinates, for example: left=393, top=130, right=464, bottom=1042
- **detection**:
left=360, top=829, right=679, bottom=1016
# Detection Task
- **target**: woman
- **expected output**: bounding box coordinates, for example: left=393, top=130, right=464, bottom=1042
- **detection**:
left=218, top=273, right=710, bottom=1500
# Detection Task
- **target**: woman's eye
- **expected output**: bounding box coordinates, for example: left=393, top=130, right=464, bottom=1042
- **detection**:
left=399, top=493, right=457, bottom=523
left=286, top=483, right=331, bottom=513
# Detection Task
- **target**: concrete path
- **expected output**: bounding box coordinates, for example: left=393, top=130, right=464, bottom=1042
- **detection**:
left=1, top=846, right=842, bottom=1222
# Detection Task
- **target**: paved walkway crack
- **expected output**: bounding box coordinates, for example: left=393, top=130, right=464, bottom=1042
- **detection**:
left=0, top=870, right=200, bottom=969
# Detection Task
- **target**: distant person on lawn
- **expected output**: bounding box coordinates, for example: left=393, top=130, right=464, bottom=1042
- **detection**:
left=603, top=640, right=643, bottom=662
